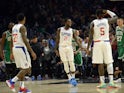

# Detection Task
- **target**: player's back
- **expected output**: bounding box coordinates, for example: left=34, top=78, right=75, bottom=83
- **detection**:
left=59, top=27, right=73, bottom=47
left=12, top=24, right=26, bottom=47
left=93, top=18, right=109, bottom=41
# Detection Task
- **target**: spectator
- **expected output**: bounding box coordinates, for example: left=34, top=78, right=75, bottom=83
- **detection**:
left=41, top=39, right=53, bottom=79
left=30, top=36, right=42, bottom=80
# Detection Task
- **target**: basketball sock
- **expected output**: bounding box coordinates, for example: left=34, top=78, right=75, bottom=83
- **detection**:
left=20, top=81, right=24, bottom=88
left=67, top=73, right=72, bottom=80
left=100, top=76, right=105, bottom=83
left=107, top=63, right=114, bottom=82
left=11, top=76, right=19, bottom=83
left=109, top=75, right=113, bottom=83
left=71, top=72, right=75, bottom=78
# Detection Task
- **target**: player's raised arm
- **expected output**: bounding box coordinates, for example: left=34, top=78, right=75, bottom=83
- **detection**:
left=87, top=22, right=94, bottom=50
left=104, top=10, right=118, bottom=24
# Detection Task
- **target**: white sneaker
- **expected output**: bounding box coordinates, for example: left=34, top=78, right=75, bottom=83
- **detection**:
left=114, top=78, right=121, bottom=83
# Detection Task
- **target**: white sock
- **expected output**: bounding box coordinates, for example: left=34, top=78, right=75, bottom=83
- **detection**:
left=109, top=75, right=113, bottom=83
left=20, top=81, right=25, bottom=88
left=71, top=73, right=75, bottom=78
left=100, top=76, right=105, bottom=83
left=107, top=63, right=114, bottom=83
left=67, top=74, right=72, bottom=80
left=11, top=76, right=19, bottom=83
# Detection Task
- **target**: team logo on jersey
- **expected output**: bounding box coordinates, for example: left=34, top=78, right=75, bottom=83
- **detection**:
left=61, top=32, right=71, bottom=36
left=97, top=23, right=106, bottom=27
left=13, top=29, right=18, bottom=32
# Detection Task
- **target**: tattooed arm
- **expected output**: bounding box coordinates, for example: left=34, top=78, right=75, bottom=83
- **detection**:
left=20, top=26, right=36, bottom=60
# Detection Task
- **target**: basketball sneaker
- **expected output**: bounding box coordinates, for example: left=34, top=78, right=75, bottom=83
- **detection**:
left=97, top=83, right=107, bottom=88
left=108, top=82, right=118, bottom=88
left=37, top=75, right=42, bottom=80
left=18, top=87, right=31, bottom=93
left=114, top=78, right=122, bottom=83
left=31, top=76, right=35, bottom=81
left=69, top=78, right=77, bottom=86
left=6, top=79, right=16, bottom=92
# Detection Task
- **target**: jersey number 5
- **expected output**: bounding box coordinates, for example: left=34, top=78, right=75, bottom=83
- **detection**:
left=100, top=27, right=105, bottom=36
left=13, top=34, right=18, bottom=42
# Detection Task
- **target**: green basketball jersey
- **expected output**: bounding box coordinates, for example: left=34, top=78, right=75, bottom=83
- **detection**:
left=116, top=26, right=124, bottom=46
left=72, top=38, right=78, bottom=51
left=4, top=30, right=11, bottom=50
left=72, top=37, right=83, bottom=65
left=4, top=30, right=12, bottom=63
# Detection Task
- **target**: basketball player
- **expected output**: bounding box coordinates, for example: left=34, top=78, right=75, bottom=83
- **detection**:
left=87, top=9, right=118, bottom=88
left=72, top=30, right=83, bottom=79
left=55, top=19, right=82, bottom=86
left=6, top=13, right=36, bottom=93
left=115, top=18, right=124, bottom=76
left=72, top=30, right=83, bottom=66
left=1, top=22, right=16, bottom=79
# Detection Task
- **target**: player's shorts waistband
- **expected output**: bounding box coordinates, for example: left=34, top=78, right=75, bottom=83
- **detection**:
left=13, top=46, right=25, bottom=48
left=15, top=46, right=24, bottom=48
left=94, top=40, right=110, bottom=42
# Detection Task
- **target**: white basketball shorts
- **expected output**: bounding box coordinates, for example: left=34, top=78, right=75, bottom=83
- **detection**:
left=59, top=46, right=74, bottom=62
left=13, top=46, right=31, bottom=69
left=92, top=41, right=113, bottom=64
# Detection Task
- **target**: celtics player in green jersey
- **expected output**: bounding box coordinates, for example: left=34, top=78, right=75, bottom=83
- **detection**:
left=72, top=30, right=83, bottom=79
left=116, top=18, right=124, bottom=61
left=1, top=22, right=16, bottom=79
left=72, top=30, right=83, bottom=66
left=116, top=18, right=124, bottom=76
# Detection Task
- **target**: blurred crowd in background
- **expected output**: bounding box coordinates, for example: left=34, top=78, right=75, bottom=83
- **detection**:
left=0, top=0, right=124, bottom=81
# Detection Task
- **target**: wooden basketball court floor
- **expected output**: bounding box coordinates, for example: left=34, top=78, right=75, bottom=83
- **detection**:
left=0, top=79, right=123, bottom=93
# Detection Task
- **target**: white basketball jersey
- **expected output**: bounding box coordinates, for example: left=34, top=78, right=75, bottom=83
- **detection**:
left=59, top=27, right=73, bottom=47
left=12, top=24, right=26, bottom=47
left=93, top=18, right=109, bottom=41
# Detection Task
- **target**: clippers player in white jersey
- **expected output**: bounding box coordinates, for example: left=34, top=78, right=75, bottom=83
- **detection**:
left=87, top=9, right=118, bottom=88
left=6, top=13, right=36, bottom=93
left=55, top=19, right=82, bottom=86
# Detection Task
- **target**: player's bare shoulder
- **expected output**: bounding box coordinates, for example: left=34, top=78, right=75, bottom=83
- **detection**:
left=20, top=25, right=27, bottom=34
left=90, top=21, right=94, bottom=28
left=57, top=27, right=61, bottom=32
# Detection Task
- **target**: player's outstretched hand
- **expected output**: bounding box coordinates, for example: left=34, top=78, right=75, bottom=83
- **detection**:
left=31, top=52, right=37, bottom=60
